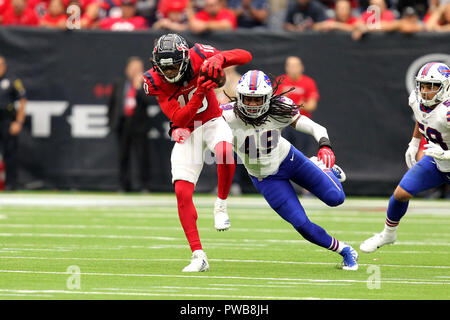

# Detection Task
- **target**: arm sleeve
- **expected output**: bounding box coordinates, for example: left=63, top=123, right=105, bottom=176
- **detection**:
left=294, top=115, right=329, bottom=142
left=158, top=90, right=206, bottom=128
left=221, top=49, right=252, bottom=68
left=12, top=78, right=27, bottom=100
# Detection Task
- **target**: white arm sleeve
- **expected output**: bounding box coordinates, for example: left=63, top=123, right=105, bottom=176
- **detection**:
left=294, top=116, right=329, bottom=142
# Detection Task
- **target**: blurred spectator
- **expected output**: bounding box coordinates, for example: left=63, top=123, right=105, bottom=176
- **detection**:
left=136, top=0, right=158, bottom=25
left=108, top=57, right=152, bottom=192
left=352, top=0, right=396, bottom=39
left=277, top=56, right=319, bottom=174
left=425, top=2, right=450, bottom=31
left=313, top=0, right=359, bottom=31
left=0, top=0, right=9, bottom=24
left=276, top=56, right=319, bottom=118
left=99, top=0, right=148, bottom=30
left=0, top=55, right=27, bottom=190
left=188, top=0, right=237, bottom=33
left=358, top=0, right=395, bottom=26
left=153, top=0, right=189, bottom=31
left=39, top=0, right=67, bottom=28
left=352, top=4, right=423, bottom=39
left=2, top=0, right=39, bottom=26
left=228, top=0, right=269, bottom=28
left=284, top=0, right=328, bottom=31
left=396, top=0, right=429, bottom=19
left=390, top=6, right=424, bottom=32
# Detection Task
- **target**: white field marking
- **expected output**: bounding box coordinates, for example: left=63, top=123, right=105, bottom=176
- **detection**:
left=0, top=270, right=448, bottom=287
left=0, top=293, right=53, bottom=297
left=0, top=256, right=448, bottom=270
left=0, top=194, right=449, bottom=214
left=0, top=232, right=178, bottom=241
left=2, top=223, right=450, bottom=239
left=0, top=288, right=353, bottom=300
left=94, top=286, right=237, bottom=291
left=211, top=283, right=352, bottom=287
left=0, top=232, right=448, bottom=248
left=313, top=249, right=450, bottom=254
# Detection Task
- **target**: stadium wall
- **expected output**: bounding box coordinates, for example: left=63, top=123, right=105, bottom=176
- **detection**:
left=1, top=27, right=449, bottom=195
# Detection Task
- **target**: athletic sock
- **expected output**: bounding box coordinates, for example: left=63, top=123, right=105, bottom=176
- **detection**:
left=215, top=141, right=235, bottom=200
left=386, top=195, right=408, bottom=228
left=174, top=180, right=202, bottom=252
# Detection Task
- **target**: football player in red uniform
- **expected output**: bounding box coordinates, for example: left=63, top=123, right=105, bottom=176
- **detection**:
left=143, top=33, right=252, bottom=272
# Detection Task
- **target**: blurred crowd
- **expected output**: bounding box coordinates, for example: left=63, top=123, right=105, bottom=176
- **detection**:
left=0, top=0, right=449, bottom=35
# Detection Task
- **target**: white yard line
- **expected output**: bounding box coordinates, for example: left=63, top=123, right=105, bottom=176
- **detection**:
left=0, top=269, right=448, bottom=286
left=0, top=256, right=449, bottom=270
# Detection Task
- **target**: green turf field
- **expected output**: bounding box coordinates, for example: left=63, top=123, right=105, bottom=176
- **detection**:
left=0, top=192, right=448, bottom=300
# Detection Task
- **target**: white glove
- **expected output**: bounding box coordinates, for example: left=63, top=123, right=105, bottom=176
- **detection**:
left=424, top=143, right=450, bottom=160
left=405, top=137, right=421, bottom=168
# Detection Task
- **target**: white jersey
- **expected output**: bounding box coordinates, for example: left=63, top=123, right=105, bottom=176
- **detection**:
left=409, top=90, right=450, bottom=172
left=221, top=97, right=300, bottom=178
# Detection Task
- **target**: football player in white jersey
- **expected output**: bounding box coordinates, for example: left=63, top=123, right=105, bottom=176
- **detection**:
left=360, top=62, right=450, bottom=253
left=220, top=70, right=358, bottom=270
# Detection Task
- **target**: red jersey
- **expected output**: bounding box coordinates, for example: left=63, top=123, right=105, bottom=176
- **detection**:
left=194, top=9, right=237, bottom=29
left=360, top=9, right=395, bottom=24
left=276, top=74, right=319, bottom=118
left=40, top=13, right=67, bottom=27
left=143, top=43, right=251, bottom=130
left=99, top=16, right=148, bottom=31
left=2, top=6, right=39, bottom=26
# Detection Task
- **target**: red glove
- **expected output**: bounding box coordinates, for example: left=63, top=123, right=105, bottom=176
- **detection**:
left=317, top=147, right=335, bottom=168
left=201, top=54, right=225, bottom=79
left=172, top=128, right=191, bottom=144
left=196, top=75, right=218, bottom=94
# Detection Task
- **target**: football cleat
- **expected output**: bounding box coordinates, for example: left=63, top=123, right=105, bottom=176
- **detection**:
left=360, top=231, right=397, bottom=253
left=331, top=164, right=346, bottom=183
left=182, top=250, right=210, bottom=272
left=340, top=245, right=359, bottom=271
left=310, top=156, right=346, bottom=182
left=214, top=198, right=230, bottom=231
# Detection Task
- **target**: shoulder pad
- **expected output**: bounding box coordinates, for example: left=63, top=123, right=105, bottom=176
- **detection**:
left=143, top=70, right=158, bottom=93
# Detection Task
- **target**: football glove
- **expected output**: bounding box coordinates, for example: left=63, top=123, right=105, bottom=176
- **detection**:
left=196, top=76, right=218, bottom=94
left=171, top=128, right=191, bottom=144
left=317, top=146, right=335, bottom=168
left=405, top=137, right=421, bottom=168
left=424, top=143, right=450, bottom=160
left=201, top=54, right=225, bottom=79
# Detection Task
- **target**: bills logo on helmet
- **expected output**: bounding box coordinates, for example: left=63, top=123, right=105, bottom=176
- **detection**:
left=263, top=74, right=271, bottom=86
left=438, top=65, right=450, bottom=78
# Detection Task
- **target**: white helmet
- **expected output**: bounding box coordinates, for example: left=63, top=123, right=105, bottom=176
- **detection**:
left=236, top=70, right=273, bottom=118
left=415, top=62, right=450, bottom=107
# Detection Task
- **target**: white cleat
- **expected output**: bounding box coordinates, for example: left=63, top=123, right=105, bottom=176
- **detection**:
left=310, top=156, right=346, bottom=183
left=214, top=198, right=230, bottom=231
left=182, top=250, right=210, bottom=272
left=360, top=231, right=397, bottom=253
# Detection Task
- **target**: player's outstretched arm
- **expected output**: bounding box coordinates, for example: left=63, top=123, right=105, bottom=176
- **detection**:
left=291, top=116, right=335, bottom=167
left=202, top=49, right=252, bottom=79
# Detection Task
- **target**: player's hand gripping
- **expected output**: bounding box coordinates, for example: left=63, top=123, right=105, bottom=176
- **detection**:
left=196, top=75, right=218, bottom=94
left=424, top=142, right=450, bottom=160
left=201, top=54, right=225, bottom=80
left=405, top=137, right=420, bottom=168
left=317, top=146, right=335, bottom=168
left=171, top=128, right=191, bottom=144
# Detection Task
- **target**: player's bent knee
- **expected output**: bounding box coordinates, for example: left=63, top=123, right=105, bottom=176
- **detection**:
left=322, top=190, right=345, bottom=207
left=174, top=180, right=195, bottom=203
left=393, top=186, right=412, bottom=202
